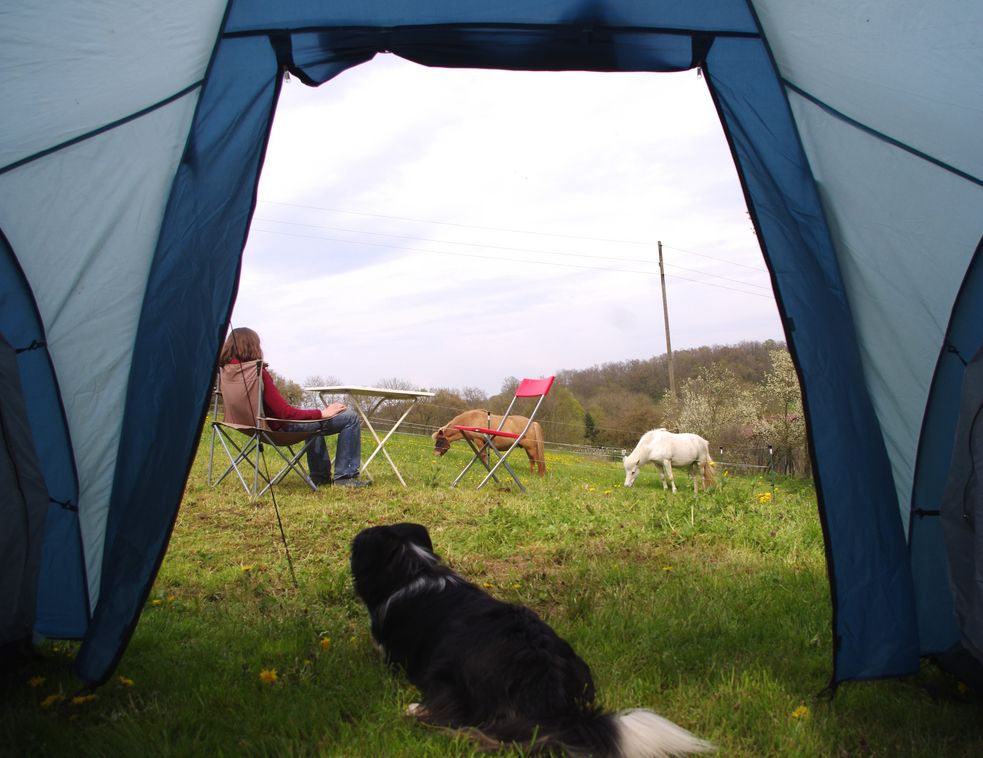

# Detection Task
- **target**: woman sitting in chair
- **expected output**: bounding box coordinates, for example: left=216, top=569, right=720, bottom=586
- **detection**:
left=219, top=327, right=368, bottom=487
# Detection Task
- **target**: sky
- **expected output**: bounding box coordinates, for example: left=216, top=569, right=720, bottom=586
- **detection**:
left=232, top=54, right=783, bottom=396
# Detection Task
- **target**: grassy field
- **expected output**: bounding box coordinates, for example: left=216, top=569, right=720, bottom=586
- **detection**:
left=4, top=431, right=982, bottom=756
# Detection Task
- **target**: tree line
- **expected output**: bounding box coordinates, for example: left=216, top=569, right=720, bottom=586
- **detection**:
left=268, top=339, right=810, bottom=475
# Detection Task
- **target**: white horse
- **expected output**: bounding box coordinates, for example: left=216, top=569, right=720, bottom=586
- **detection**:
left=623, top=428, right=714, bottom=494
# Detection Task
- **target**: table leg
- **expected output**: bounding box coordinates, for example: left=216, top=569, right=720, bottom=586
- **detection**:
left=359, top=399, right=422, bottom=486
left=353, top=396, right=409, bottom=486
left=317, top=390, right=425, bottom=486
left=363, top=398, right=420, bottom=487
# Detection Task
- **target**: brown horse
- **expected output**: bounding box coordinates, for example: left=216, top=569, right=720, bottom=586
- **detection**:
left=432, top=409, right=546, bottom=475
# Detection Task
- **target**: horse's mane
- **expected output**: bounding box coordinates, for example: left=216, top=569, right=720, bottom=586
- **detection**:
left=626, top=428, right=666, bottom=465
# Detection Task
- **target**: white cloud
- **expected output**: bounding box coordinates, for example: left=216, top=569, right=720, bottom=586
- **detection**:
left=233, top=55, right=782, bottom=394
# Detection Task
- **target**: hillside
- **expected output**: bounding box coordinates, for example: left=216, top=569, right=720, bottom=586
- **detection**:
left=556, top=339, right=785, bottom=403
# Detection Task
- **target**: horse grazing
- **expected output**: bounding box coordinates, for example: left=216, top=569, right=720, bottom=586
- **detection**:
left=432, top=410, right=546, bottom=475
left=623, top=428, right=714, bottom=494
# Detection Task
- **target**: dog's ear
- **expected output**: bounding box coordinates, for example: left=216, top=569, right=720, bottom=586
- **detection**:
left=432, top=428, right=446, bottom=440
left=389, top=522, right=434, bottom=553
left=350, top=526, right=405, bottom=604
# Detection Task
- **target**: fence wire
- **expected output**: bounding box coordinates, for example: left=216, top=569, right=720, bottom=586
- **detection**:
left=353, top=411, right=776, bottom=475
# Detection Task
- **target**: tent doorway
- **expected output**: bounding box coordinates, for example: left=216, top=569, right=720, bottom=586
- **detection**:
left=232, top=56, right=782, bottom=396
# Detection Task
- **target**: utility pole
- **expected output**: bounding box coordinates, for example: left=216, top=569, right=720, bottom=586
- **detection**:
left=658, top=240, right=677, bottom=398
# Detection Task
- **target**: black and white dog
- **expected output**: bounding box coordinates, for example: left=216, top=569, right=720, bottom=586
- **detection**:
left=350, top=523, right=713, bottom=757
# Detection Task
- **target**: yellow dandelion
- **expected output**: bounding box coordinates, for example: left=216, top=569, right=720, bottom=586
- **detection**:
left=28, top=676, right=45, bottom=688
left=259, top=668, right=278, bottom=684
left=512, top=583, right=521, bottom=589
left=41, top=694, right=65, bottom=708
left=483, top=582, right=493, bottom=588
left=118, top=675, right=134, bottom=687
left=319, top=638, right=332, bottom=651
left=603, top=490, right=612, bottom=495
left=757, top=492, right=772, bottom=504
left=150, top=598, right=162, bottom=606
left=167, top=595, right=177, bottom=602
left=791, top=704, right=809, bottom=720
left=662, top=565, right=673, bottom=572
left=71, top=694, right=97, bottom=706
left=241, top=565, right=254, bottom=573
left=587, top=486, right=596, bottom=493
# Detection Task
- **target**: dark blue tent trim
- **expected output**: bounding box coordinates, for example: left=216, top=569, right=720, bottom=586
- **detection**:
left=910, top=233, right=983, bottom=655
left=704, top=31, right=918, bottom=682
left=0, top=229, right=86, bottom=638
left=74, top=28, right=286, bottom=684
left=72, top=1, right=924, bottom=686
left=223, top=1, right=760, bottom=36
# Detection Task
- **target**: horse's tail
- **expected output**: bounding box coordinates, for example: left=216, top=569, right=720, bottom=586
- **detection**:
left=702, top=443, right=715, bottom=489
left=533, top=422, right=546, bottom=475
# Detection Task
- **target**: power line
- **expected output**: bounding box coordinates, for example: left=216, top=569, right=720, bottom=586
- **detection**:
left=660, top=243, right=765, bottom=271
left=249, top=227, right=774, bottom=298
left=259, top=198, right=765, bottom=270
left=260, top=198, right=666, bottom=246
left=252, top=215, right=772, bottom=290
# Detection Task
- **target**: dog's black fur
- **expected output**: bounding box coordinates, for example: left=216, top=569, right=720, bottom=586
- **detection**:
left=350, top=523, right=712, bottom=757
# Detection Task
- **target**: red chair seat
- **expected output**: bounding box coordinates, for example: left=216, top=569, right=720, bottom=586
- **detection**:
left=451, top=424, right=521, bottom=439
left=448, top=375, right=554, bottom=492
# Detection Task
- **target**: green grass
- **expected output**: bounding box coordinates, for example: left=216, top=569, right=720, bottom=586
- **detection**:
left=4, top=432, right=982, bottom=756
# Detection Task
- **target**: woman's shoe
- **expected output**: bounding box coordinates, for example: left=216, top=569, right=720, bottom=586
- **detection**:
left=334, top=476, right=371, bottom=488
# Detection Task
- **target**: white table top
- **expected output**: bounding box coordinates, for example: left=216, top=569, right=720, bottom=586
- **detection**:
left=305, top=385, right=435, bottom=400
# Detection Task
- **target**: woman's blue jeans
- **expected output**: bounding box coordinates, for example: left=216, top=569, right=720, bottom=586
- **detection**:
left=280, top=409, right=361, bottom=482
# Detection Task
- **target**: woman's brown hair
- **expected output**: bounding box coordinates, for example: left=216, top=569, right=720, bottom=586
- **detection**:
left=219, top=327, right=263, bottom=365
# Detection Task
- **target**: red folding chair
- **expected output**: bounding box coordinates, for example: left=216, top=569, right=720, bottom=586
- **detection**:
left=450, top=376, right=555, bottom=492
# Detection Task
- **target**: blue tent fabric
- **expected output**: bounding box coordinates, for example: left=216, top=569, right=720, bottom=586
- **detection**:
left=940, top=340, right=983, bottom=664
left=0, top=233, right=86, bottom=638
left=2, top=0, right=981, bottom=688
left=0, top=333, right=50, bottom=649
left=705, top=33, right=919, bottom=682
left=909, top=236, right=983, bottom=654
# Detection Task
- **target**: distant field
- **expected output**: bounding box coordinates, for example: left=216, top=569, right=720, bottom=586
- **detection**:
left=5, top=431, right=982, bottom=756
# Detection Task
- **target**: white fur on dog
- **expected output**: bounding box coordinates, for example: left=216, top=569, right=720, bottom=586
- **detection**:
left=616, top=709, right=715, bottom=758
left=378, top=574, right=460, bottom=624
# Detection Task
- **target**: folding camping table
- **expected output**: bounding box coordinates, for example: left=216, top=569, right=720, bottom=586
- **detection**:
left=305, top=385, right=435, bottom=486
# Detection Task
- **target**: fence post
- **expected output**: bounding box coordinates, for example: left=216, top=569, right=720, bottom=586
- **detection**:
left=768, top=444, right=776, bottom=502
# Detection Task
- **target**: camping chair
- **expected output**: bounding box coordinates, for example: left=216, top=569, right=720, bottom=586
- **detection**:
left=450, top=376, right=555, bottom=492
left=208, top=360, right=324, bottom=498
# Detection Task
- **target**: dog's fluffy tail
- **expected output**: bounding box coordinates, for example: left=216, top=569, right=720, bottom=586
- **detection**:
left=611, top=709, right=714, bottom=757
left=515, top=708, right=712, bottom=757
left=436, top=706, right=712, bottom=757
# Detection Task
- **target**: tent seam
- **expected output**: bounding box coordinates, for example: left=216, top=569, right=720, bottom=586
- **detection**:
left=783, top=79, right=982, bottom=188
left=0, top=81, right=204, bottom=177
